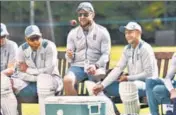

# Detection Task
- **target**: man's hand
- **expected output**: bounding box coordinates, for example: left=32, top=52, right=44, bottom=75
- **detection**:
left=93, top=83, right=104, bottom=95
left=19, top=62, right=28, bottom=72
left=1, top=68, right=14, bottom=77
left=170, top=89, right=176, bottom=99
left=86, top=65, right=96, bottom=75
left=118, top=74, right=128, bottom=82
left=1, top=63, right=15, bottom=76
left=66, top=49, right=74, bottom=59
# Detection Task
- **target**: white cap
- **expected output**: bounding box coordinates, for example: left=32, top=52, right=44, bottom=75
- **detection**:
left=119, top=21, right=142, bottom=33
left=1, top=23, right=9, bottom=36
left=77, top=2, right=94, bottom=12
left=25, top=25, right=42, bottom=38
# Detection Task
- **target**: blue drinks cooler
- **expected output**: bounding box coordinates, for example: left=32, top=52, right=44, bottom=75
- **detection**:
left=44, top=96, right=106, bottom=115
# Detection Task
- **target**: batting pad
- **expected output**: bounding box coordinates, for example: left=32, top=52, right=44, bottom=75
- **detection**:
left=37, top=74, right=56, bottom=115
left=119, top=82, right=140, bottom=114
left=1, top=74, right=12, bottom=94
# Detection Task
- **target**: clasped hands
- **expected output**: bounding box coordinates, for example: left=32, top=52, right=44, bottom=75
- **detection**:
left=18, top=62, right=28, bottom=72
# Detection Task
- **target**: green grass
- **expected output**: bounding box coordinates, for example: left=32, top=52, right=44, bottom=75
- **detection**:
left=22, top=45, right=175, bottom=115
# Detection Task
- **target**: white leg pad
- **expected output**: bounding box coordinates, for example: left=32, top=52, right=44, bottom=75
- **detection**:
left=1, top=74, right=12, bottom=94
left=37, top=74, right=56, bottom=115
left=119, top=81, right=140, bottom=114
left=1, top=93, right=18, bottom=115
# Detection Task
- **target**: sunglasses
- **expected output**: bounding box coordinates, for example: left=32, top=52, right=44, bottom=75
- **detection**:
left=0, top=35, right=6, bottom=39
left=28, top=35, right=40, bottom=42
left=78, top=13, right=89, bottom=17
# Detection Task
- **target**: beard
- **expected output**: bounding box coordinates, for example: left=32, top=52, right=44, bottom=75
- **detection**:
left=30, top=44, right=40, bottom=50
left=29, top=43, right=40, bottom=50
left=127, top=39, right=134, bottom=44
left=0, top=39, right=6, bottom=47
left=79, top=20, right=92, bottom=29
left=31, top=46, right=39, bottom=50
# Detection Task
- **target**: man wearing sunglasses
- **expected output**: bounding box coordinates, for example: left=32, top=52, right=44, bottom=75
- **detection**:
left=64, top=2, right=120, bottom=115
left=1, top=23, right=18, bottom=115
left=12, top=25, right=63, bottom=115
left=64, top=1, right=111, bottom=96
left=64, top=1, right=110, bottom=96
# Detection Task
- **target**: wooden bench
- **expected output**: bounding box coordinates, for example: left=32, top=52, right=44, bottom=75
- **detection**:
left=17, top=51, right=174, bottom=114
left=155, top=52, right=174, bottom=78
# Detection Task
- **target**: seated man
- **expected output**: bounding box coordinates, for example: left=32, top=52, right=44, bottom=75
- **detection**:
left=64, top=2, right=119, bottom=115
left=146, top=52, right=176, bottom=115
left=0, top=23, right=18, bottom=115
left=64, top=2, right=111, bottom=96
left=12, top=25, right=63, bottom=115
left=93, top=22, right=158, bottom=114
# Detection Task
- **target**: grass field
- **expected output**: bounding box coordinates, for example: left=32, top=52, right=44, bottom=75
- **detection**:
left=22, top=45, right=175, bottom=115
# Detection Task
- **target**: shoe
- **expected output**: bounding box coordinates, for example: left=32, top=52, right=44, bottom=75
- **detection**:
left=165, top=110, right=173, bottom=115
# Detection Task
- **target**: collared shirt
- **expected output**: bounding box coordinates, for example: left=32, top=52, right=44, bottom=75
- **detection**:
left=102, top=40, right=158, bottom=88
left=0, top=39, right=18, bottom=72
left=164, top=53, right=176, bottom=91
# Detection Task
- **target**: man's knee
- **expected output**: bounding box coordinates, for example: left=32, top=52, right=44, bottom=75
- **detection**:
left=153, top=85, right=169, bottom=101
left=17, top=82, right=37, bottom=97
left=104, top=81, right=119, bottom=96
left=153, top=85, right=165, bottom=95
left=64, top=75, right=74, bottom=87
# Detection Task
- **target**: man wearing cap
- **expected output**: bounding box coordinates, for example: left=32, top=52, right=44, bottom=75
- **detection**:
left=63, top=2, right=120, bottom=115
left=146, top=52, right=176, bottom=115
left=93, top=21, right=158, bottom=114
left=12, top=25, right=63, bottom=115
left=64, top=2, right=111, bottom=96
left=1, top=23, right=18, bottom=115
